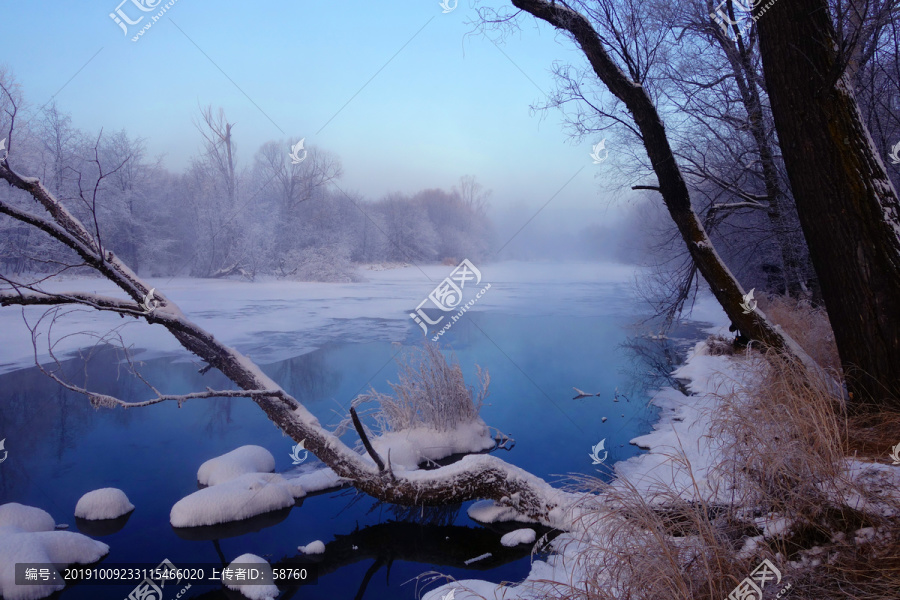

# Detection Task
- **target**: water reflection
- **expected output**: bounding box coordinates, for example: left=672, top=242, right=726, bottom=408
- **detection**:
left=0, top=312, right=695, bottom=599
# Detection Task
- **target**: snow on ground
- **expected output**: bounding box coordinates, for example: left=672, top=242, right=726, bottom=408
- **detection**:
left=73, top=488, right=134, bottom=520
left=223, top=553, right=279, bottom=600
left=170, top=472, right=304, bottom=528
left=197, top=445, right=275, bottom=486
left=611, top=341, right=747, bottom=504
left=0, top=261, right=638, bottom=374
left=297, top=540, right=325, bottom=555
left=0, top=503, right=109, bottom=600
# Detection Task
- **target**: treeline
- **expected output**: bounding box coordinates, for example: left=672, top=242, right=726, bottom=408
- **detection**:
left=0, top=100, right=493, bottom=282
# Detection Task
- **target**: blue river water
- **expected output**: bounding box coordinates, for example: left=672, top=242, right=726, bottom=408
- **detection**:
left=0, top=307, right=705, bottom=600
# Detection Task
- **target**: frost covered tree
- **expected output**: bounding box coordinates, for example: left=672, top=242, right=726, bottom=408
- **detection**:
left=756, top=0, right=900, bottom=406
left=486, top=0, right=817, bottom=369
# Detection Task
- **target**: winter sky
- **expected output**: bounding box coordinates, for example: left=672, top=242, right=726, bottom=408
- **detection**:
left=2, top=1, right=634, bottom=226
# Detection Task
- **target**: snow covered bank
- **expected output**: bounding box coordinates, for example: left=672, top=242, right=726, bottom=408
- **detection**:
left=0, top=503, right=109, bottom=600
left=424, top=340, right=744, bottom=600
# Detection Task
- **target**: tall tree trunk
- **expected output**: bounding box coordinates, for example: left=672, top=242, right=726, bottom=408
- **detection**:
left=510, top=0, right=818, bottom=371
left=756, top=0, right=900, bottom=408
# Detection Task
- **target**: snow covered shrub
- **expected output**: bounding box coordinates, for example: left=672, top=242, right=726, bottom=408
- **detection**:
left=353, top=342, right=489, bottom=433
left=282, top=244, right=359, bottom=282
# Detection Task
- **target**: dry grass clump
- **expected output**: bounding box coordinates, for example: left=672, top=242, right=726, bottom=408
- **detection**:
left=353, top=342, right=489, bottom=433
left=757, top=294, right=841, bottom=375
left=536, top=477, right=754, bottom=600
left=543, top=348, right=899, bottom=600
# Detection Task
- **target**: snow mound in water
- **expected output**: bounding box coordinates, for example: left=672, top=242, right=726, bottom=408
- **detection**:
left=0, top=503, right=109, bottom=600
left=224, top=553, right=279, bottom=600
left=500, top=528, right=536, bottom=547
left=74, top=488, right=134, bottom=520
left=170, top=473, right=304, bottom=528
left=0, top=503, right=55, bottom=533
left=298, top=540, right=325, bottom=554
left=197, top=445, right=275, bottom=486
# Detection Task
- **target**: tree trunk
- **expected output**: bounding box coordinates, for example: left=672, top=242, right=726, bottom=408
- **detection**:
left=756, top=0, right=900, bottom=407
left=510, top=0, right=819, bottom=372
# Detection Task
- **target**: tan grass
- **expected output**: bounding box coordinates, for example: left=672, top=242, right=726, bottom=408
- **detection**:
left=539, top=347, right=900, bottom=600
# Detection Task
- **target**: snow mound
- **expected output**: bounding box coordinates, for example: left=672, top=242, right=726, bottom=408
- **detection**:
left=0, top=504, right=109, bottom=600
left=370, top=420, right=495, bottom=470
left=298, top=540, right=325, bottom=555
left=224, top=553, right=278, bottom=600
left=197, top=445, right=275, bottom=486
left=0, top=503, right=55, bottom=533
left=500, top=528, right=536, bottom=547
left=467, top=499, right=534, bottom=524
left=170, top=473, right=304, bottom=528
left=74, top=488, right=134, bottom=520
left=284, top=464, right=347, bottom=493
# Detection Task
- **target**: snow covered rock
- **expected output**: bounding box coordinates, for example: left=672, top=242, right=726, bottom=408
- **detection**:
left=74, top=488, right=134, bottom=520
left=500, top=528, right=536, bottom=547
left=0, top=503, right=109, bottom=600
left=0, top=503, right=55, bottom=533
left=197, top=445, right=275, bottom=486
left=224, top=553, right=278, bottom=600
left=297, top=540, right=325, bottom=555
left=170, top=473, right=304, bottom=528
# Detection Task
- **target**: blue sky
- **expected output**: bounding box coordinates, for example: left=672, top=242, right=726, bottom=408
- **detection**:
left=1, top=1, right=635, bottom=229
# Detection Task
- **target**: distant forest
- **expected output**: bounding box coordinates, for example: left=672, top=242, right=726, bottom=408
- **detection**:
left=0, top=103, right=493, bottom=282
